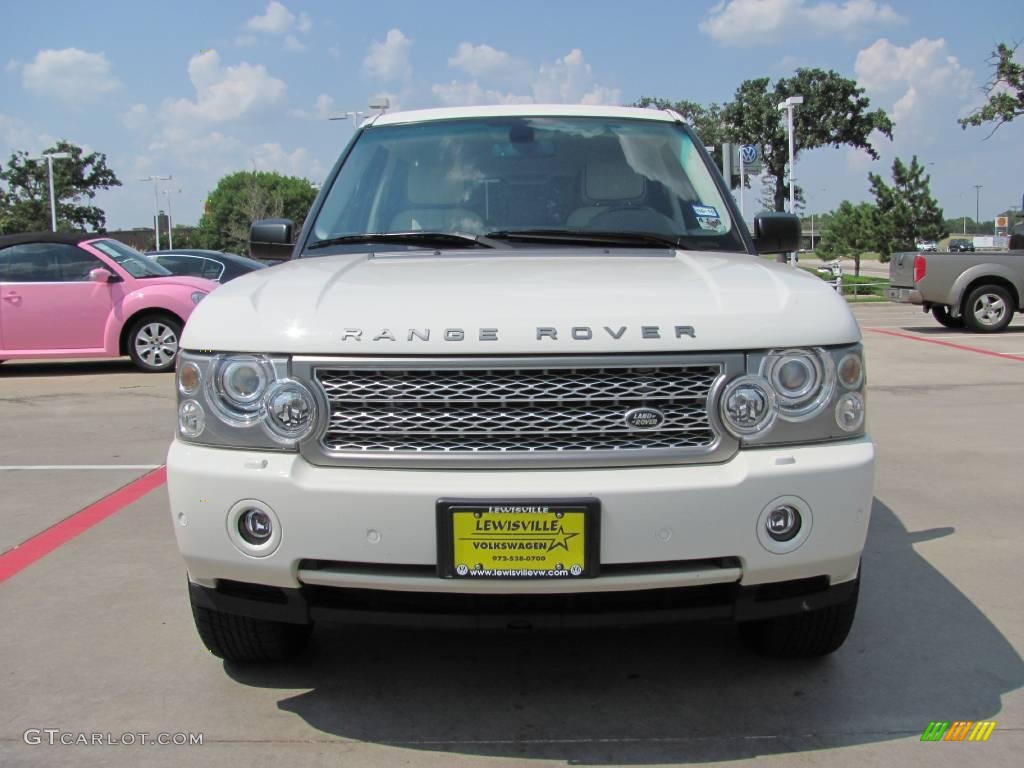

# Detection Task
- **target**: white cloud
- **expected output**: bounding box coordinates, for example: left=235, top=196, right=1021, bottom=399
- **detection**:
left=243, top=2, right=312, bottom=50
left=235, top=35, right=258, bottom=48
left=21, top=48, right=121, bottom=104
left=363, top=29, right=412, bottom=83
left=701, top=0, right=903, bottom=46
left=855, top=37, right=972, bottom=135
left=532, top=49, right=621, bottom=104
left=432, top=47, right=620, bottom=107
left=448, top=43, right=525, bottom=82
left=5, top=59, right=20, bottom=73
left=314, top=93, right=336, bottom=119
left=245, top=1, right=295, bottom=34
left=121, top=103, right=150, bottom=130
left=252, top=141, right=326, bottom=180
left=432, top=81, right=533, bottom=107
left=160, top=51, right=286, bottom=131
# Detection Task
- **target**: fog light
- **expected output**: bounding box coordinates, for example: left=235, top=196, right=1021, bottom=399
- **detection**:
left=766, top=505, right=802, bottom=542
left=178, top=399, right=205, bottom=438
left=835, top=391, right=865, bottom=432
left=239, top=508, right=273, bottom=545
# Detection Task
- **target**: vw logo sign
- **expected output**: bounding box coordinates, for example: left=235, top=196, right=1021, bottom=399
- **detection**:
left=740, top=144, right=759, bottom=164
left=624, top=407, right=665, bottom=430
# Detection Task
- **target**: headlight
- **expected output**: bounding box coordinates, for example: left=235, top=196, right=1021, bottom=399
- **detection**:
left=208, top=354, right=275, bottom=425
left=728, top=344, right=866, bottom=446
left=720, top=375, right=778, bottom=438
left=191, top=291, right=207, bottom=305
left=760, top=348, right=835, bottom=421
left=263, top=379, right=317, bottom=443
left=177, top=352, right=321, bottom=450
left=835, top=391, right=866, bottom=432
left=837, top=352, right=864, bottom=390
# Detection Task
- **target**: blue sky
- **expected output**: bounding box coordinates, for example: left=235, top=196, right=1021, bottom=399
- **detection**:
left=2, top=0, right=1020, bottom=230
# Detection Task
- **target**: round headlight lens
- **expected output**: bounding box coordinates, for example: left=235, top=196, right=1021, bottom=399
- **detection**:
left=191, top=291, right=207, bottom=305
left=222, top=360, right=266, bottom=405
left=720, top=375, right=778, bottom=438
left=835, top=391, right=866, bottom=432
left=761, top=348, right=835, bottom=421
left=208, top=355, right=275, bottom=425
left=263, top=379, right=317, bottom=443
left=178, top=399, right=205, bottom=438
left=837, top=353, right=864, bottom=390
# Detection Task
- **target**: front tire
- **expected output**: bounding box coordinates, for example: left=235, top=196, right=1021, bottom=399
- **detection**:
left=191, top=600, right=312, bottom=663
left=963, top=285, right=1014, bottom=334
left=127, top=315, right=182, bottom=372
left=931, top=306, right=963, bottom=329
left=738, top=578, right=859, bottom=658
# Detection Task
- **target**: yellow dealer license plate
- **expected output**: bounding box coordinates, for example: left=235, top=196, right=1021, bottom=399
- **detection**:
left=437, top=499, right=599, bottom=579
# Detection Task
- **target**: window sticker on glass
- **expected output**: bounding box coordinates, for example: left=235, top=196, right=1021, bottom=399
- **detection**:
left=693, top=204, right=724, bottom=231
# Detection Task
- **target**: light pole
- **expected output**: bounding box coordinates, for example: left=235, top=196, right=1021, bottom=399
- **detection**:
left=973, top=184, right=983, bottom=225
left=163, top=187, right=181, bottom=250
left=777, top=95, right=804, bottom=266
left=28, top=152, right=70, bottom=232
left=141, top=175, right=172, bottom=250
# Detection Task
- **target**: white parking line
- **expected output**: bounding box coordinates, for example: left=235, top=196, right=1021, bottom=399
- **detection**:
left=0, top=465, right=161, bottom=471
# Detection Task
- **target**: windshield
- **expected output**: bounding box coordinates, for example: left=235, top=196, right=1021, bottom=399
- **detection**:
left=90, top=239, right=173, bottom=278
left=310, top=116, right=744, bottom=253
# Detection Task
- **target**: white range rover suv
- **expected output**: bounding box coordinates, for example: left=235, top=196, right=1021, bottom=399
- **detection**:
left=168, top=105, right=874, bottom=663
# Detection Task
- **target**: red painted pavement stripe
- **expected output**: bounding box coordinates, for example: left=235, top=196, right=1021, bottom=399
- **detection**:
left=0, top=466, right=167, bottom=583
left=868, top=327, right=1024, bottom=362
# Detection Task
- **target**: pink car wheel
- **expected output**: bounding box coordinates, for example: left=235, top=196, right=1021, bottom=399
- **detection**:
left=128, top=315, right=183, bottom=372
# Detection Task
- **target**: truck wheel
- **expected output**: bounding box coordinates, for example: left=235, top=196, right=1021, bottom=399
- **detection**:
left=964, top=285, right=1013, bottom=333
left=738, top=578, right=859, bottom=658
left=191, top=601, right=312, bottom=663
left=931, top=306, right=963, bottom=329
left=127, top=315, right=182, bottom=372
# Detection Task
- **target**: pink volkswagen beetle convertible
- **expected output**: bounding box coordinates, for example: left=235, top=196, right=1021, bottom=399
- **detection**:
left=0, top=232, right=217, bottom=372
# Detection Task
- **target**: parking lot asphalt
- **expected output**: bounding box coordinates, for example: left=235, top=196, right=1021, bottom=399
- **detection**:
left=1, top=302, right=1022, bottom=767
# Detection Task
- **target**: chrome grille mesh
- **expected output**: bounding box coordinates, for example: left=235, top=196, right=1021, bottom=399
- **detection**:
left=313, top=363, right=722, bottom=457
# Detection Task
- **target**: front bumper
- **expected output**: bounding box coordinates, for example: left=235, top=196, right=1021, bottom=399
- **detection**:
left=167, top=437, right=874, bottom=618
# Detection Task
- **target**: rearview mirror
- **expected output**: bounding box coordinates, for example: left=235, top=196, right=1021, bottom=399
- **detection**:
left=250, top=218, right=295, bottom=262
left=89, top=267, right=115, bottom=283
left=752, top=213, right=801, bottom=255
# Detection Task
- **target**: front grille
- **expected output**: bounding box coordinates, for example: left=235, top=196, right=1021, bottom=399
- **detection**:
left=301, top=357, right=735, bottom=466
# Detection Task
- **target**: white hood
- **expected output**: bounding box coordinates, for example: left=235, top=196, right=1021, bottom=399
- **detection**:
left=181, top=248, right=861, bottom=354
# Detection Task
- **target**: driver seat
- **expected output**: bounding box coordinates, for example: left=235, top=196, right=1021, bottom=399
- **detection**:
left=566, top=158, right=646, bottom=228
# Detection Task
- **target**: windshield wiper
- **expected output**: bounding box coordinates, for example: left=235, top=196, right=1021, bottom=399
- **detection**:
left=485, top=229, right=696, bottom=250
left=308, top=232, right=494, bottom=250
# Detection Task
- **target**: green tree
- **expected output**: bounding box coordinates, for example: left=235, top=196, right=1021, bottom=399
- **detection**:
left=723, top=69, right=893, bottom=212
left=867, top=156, right=946, bottom=260
left=194, top=171, right=318, bottom=254
left=959, top=42, right=1023, bottom=135
left=0, top=141, right=121, bottom=234
left=817, top=201, right=877, bottom=276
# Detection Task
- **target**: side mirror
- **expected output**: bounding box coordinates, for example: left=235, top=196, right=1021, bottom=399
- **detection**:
left=752, top=212, right=801, bottom=255
left=89, top=267, right=115, bottom=283
left=250, top=218, right=295, bottom=262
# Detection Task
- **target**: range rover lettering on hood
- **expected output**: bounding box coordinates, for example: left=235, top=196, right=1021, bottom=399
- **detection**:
left=340, top=325, right=697, bottom=342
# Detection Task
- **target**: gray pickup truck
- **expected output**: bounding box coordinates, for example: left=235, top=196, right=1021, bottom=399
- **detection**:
left=888, top=244, right=1024, bottom=332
